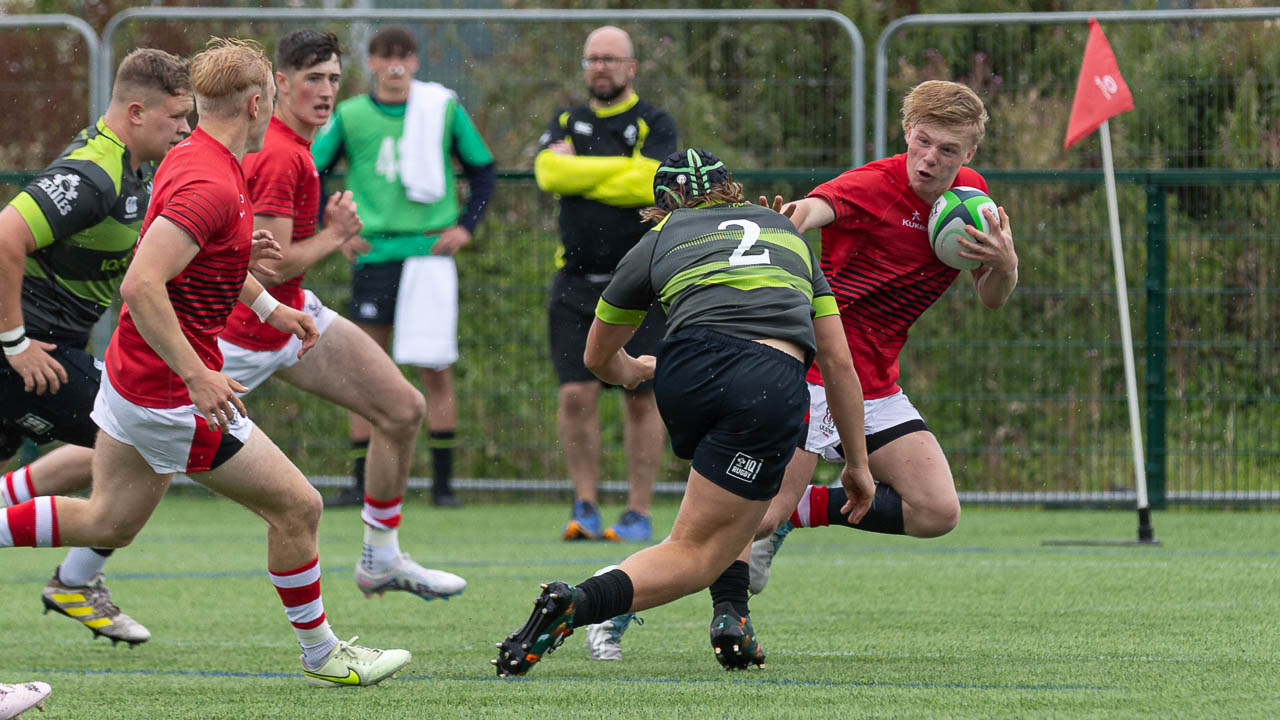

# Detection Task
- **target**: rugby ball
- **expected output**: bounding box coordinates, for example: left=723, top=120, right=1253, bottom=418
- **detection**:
left=927, top=186, right=997, bottom=271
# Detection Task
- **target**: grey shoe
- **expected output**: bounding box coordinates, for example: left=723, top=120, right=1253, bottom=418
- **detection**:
left=42, top=572, right=151, bottom=646
left=748, top=521, right=794, bottom=594
left=585, top=612, right=643, bottom=660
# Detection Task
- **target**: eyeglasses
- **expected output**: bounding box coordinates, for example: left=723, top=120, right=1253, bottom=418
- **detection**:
left=581, top=56, right=633, bottom=69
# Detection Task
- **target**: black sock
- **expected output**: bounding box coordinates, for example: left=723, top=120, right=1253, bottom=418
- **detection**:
left=573, top=568, right=634, bottom=627
left=91, top=548, right=114, bottom=558
left=350, top=440, right=369, bottom=494
left=828, top=484, right=906, bottom=534
left=429, top=430, right=456, bottom=495
left=709, top=560, right=751, bottom=617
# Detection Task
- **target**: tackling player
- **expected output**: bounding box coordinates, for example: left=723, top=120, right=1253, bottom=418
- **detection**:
left=219, top=29, right=465, bottom=601
left=0, top=48, right=193, bottom=646
left=749, top=80, right=1019, bottom=592
left=493, top=149, right=874, bottom=676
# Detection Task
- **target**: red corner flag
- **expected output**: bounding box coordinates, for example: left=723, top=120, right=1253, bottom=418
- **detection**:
left=1063, top=18, right=1134, bottom=150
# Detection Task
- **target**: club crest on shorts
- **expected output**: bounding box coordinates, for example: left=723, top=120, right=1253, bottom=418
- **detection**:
left=727, top=452, right=763, bottom=483
left=15, top=413, right=54, bottom=436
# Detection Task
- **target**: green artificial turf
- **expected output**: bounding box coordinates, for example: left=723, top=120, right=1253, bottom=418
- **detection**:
left=2, top=498, right=1278, bottom=718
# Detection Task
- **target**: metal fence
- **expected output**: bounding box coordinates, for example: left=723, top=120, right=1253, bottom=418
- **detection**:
left=0, top=15, right=99, bottom=170
left=873, top=8, right=1280, bottom=165
left=99, top=7, right=866, bottom=168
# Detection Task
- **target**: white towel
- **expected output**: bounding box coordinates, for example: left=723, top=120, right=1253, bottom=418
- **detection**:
left=392, top=255, right=458, bottom=369
left=400, top=80, right=456, bottom=204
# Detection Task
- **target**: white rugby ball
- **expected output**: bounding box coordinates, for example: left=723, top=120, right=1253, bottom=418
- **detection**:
left=927, top=186, right=997, bottom=271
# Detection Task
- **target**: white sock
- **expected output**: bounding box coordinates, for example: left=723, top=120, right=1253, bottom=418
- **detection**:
left=361, top=526, right=400, bottom=572
left=299, top=622, right=339, bottom=670
left=58, top=546, right=111, bottom=586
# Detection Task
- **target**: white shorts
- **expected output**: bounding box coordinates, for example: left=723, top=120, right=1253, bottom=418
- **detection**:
left=392, top=255, right=457, bottom=369
left=803, top=384, right=926, bottom=462
left=91, top=371, right=254, bottom=475
left=217, top=289, right=339, bottom=393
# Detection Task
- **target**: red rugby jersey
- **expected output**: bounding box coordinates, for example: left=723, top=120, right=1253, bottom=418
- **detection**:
left=806, top=153, right=987, bottom=399
left=106, top=127, right=253, bottom=407
left=222, top=117, right=322, bottom=351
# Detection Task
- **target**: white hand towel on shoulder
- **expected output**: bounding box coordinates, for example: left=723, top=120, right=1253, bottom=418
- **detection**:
left=401, top=80, right=456, bottom=204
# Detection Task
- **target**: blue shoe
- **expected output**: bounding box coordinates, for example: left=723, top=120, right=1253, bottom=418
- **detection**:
left=562, top=500, right=602, bottom=541
left=604, top=510, right=652, bottom=543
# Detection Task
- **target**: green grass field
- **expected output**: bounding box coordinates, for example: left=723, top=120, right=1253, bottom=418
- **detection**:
left=3, top=498, right=1279, bottom=719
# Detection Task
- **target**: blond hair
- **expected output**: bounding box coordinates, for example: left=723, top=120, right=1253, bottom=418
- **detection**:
left=189, top=37, right=272, bottom=117
left=900, top=80, right=988, bottom=146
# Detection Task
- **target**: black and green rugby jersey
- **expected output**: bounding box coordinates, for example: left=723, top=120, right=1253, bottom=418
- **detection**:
left=536, top=94, right=677, bottom=275
left=8, top=118, right=151, bottom=346
left=596, top=202, right=838, bottom=363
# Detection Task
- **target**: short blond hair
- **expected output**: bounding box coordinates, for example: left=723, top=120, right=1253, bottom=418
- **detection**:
left=189, top=37, right=272, bottom=117
left=901, top=80, right=988, bottom=146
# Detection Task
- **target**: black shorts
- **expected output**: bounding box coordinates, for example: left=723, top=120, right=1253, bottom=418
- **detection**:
left=547, top=270, right=666, bottom=390
left=653, top=328, right=808, bottom=501
left=349, top=260, right=405, bottom=326
left=0, top=344, right=102, bottom=449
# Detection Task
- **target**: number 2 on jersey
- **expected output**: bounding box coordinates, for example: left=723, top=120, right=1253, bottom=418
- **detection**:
left=722, top=219, right=770, bottom=266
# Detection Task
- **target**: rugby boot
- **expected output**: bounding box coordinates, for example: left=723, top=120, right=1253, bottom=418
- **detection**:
left=748, top=521, right=794, bottom=594
left=585, top=612, right=642, bottom=661
left=354, top=553, right=466, bottom=601
left=302, top=636, right=411, bottom=688
left=493, top=581, right=577, bottom=676
left=42, top=571, right=150, bottom=646
left=562, top=499, right=602, bottom=541
left=603, top=510, right=652, bottom=542
left=709, top=602, right=766, bottom=670
left=0, top=680, right=51, bottom=719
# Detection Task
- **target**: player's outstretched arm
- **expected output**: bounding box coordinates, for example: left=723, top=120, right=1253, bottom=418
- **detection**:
left=583, top=318, right=653, bottom=390
left=0, top=206, right=67, bottom=395
left=121, top=217, right=247, bottom=430
left=963, top=206, right=1019, bottom=309
left=812, top=313, right=874, bottom=523
left=782, top=197, right=836, bottom=234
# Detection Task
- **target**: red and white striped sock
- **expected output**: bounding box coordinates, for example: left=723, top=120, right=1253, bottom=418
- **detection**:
left=361, top=494, right=402, bottom=531
left=1, top=466, right=35, bottom=507
left=0, top=497, right=60, bottom=547
left=788, top=485, right=830, bottom=528
left=361, top=495, right=403, bottom=572
left=269, top=556, right=337, bottom=669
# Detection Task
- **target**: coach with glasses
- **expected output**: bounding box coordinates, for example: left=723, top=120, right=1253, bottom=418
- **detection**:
left=535, top=25, right=677, bottom=546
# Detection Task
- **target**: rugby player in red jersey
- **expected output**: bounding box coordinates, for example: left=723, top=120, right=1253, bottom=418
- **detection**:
left=749, top=80, right=1019, bottom=592
left=220, top=29, right=465, bottom=603
left=0, top=38, right=410, bottom=687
